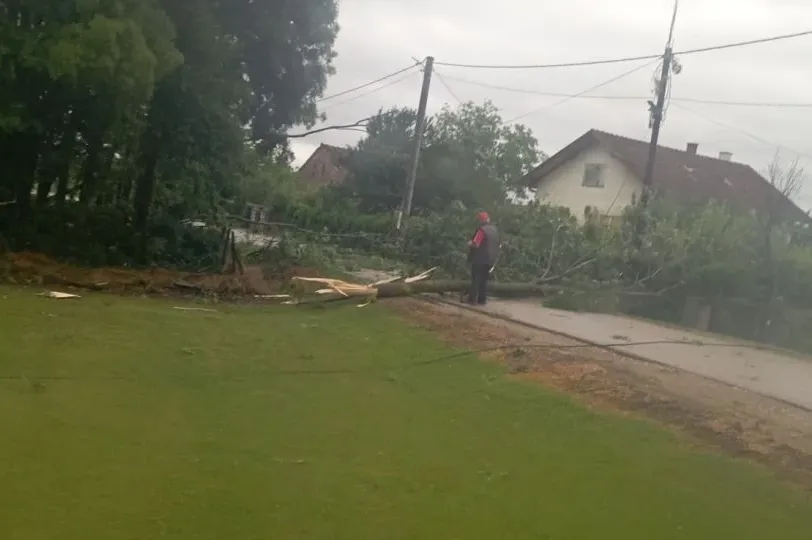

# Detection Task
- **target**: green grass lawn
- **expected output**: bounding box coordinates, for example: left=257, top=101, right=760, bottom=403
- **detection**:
left=1, top=286, right=811, bottom=539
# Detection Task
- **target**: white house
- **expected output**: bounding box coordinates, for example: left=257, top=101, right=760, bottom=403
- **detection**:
left=531, top=142, right=640, bottom=220
left=522, top=129, right=808, bottom=223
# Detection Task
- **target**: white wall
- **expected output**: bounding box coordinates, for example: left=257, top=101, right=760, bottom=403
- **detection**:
left=533, top=146, right=642, bottom=221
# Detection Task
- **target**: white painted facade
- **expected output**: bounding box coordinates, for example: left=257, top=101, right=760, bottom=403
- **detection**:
left=533, top=146, right=643, bottom=221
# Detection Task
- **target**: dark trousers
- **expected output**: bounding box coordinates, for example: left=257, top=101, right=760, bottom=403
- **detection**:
left=469, top=263, right=491, bottom=305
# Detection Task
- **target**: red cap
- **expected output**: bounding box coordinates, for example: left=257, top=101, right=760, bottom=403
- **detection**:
left=477, top=211, right=490, bottom=222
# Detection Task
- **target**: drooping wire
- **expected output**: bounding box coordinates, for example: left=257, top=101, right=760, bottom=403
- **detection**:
left=321, top=70, right=420, bottom=111
left=505, top=59, right=660, bottom=124
left=317, top=62, right=422, bottom=103
left=438, top=74, right=648, bottom=101
left=433, top=68, right=463, bottom=104
left=434, top=74, right=812, bottom=108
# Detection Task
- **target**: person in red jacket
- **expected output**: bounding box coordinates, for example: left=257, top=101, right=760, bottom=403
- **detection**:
left=467, top=211, right=500, bottom=305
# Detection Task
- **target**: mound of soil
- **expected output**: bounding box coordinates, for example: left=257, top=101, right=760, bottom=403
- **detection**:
left=2, top=252, right=319, bottom=299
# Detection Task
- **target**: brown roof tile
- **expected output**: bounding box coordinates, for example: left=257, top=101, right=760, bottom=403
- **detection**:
left=297, top=144, right=351, bottom=188
left=525, top=129, right=809, bottom=223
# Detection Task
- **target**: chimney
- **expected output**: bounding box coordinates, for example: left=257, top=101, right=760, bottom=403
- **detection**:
left=686, top=142, right=698, bottom=155
left=719, top=151, right=733, bottom=161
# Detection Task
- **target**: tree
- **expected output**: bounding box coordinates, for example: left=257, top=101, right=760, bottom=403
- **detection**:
left=216, top=0, right=339, bottom=150
left=0, top=0, right=340, bottom=267
left=341, top=101, right=544, bottom=213
left=133, top=0, right=340, bottom=237
left=426, top=100, right=543, bottom=193
left=340, top=107, right=416, bottom=212
left=759, top=154, right=806, bottom=315
left=0, top=0, right=181, bottom=215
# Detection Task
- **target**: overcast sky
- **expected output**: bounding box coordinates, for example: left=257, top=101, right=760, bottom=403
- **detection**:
left=290, top=0, right=812, bottom=208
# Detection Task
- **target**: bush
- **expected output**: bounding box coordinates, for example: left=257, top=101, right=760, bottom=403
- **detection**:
left=0, top=205, right=223, bottom=271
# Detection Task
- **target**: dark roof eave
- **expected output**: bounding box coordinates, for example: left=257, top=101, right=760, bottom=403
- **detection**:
left=523, top=130, right=600, bottom=188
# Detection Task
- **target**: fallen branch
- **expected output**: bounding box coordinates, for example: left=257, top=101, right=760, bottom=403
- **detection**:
left=536, top=258, right=596, bottom=284
left=633, top=266, right=663, bottom=287
left=540, top=223, right=564, bottom=280
left=378, top=280, right=551, bottom=299
left=283, top=268, right=552, bottom=306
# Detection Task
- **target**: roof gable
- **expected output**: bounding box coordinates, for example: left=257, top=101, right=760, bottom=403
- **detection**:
left=525, top=129, right=809, bottom=223
left=298, top=143, right=350, bottom=171
left=297, top=144, right=351, bottom=187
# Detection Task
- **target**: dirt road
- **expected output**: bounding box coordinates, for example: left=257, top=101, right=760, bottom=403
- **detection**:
left=392, top=299, right=812, bottom=486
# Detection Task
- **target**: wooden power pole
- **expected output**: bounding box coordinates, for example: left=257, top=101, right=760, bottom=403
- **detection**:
left=640, top=1, right=679, bottom=209
left=396, top=56, right=434, bottom=231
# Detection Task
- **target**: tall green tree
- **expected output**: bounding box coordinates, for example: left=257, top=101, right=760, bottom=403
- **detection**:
left=133, top=0, right=339, bottom=234
left=0, top=0, right=340, bottom=266
left=341, top=101, right=544, bottom=213
left=340, top=107, right=416, bottom=212
left=0, top=0, right=180, bottom=214
left=427, top=100, right=542, bottom=193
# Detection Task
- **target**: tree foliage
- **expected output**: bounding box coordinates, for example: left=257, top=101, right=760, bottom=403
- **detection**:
left=0, top=0, right=339, bottom=265
left=340, top=101, right=544, bottom=213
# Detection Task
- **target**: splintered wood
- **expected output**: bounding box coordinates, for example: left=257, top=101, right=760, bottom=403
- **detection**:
left=285, top=267, right=437, bottom=307
left=271, top=266, right=552, bottom=307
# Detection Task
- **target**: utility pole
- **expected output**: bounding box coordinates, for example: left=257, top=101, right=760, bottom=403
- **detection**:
left=396, top=56, right=434, bottom=231
left=640, top=1, right=679, bottom=210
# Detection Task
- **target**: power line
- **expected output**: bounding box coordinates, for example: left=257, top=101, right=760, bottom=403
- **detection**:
left=436, top=52, right=660, bottom=70
left=677, top=29, right=812, bottom=56
left=433, top=68, right=463, bottom=104
left=505, top=59, right=659, bottom=124
left=441, top=74, right=812, bottom=108
left=670, top=102, right=812, bottom=161
left=317, top=62, right=421, bottom=102
left=321, top=70, right=419, bottom=111
left=434, top=29, right=812, bottom=70
left=440, top=74, right=647, bottom=101
left=674, top=97, right=812, bottom=108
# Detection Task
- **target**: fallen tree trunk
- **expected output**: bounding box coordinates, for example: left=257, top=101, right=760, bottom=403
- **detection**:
left=375, top=280, right=550, bottom=298
left=282, top=271, right=554, bottom=306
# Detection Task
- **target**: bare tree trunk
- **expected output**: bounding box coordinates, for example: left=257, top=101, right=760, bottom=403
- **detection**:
left=374, top=281, right=549, bottom=298
left=757, top=154, right=805, bottom=340
left=10, top=133, right=40, bottom=219
left=134, top=85, right=168, bottom=240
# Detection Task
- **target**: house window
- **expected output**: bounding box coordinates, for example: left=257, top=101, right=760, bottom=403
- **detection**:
left=582, top=164, right=605, bottom=187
